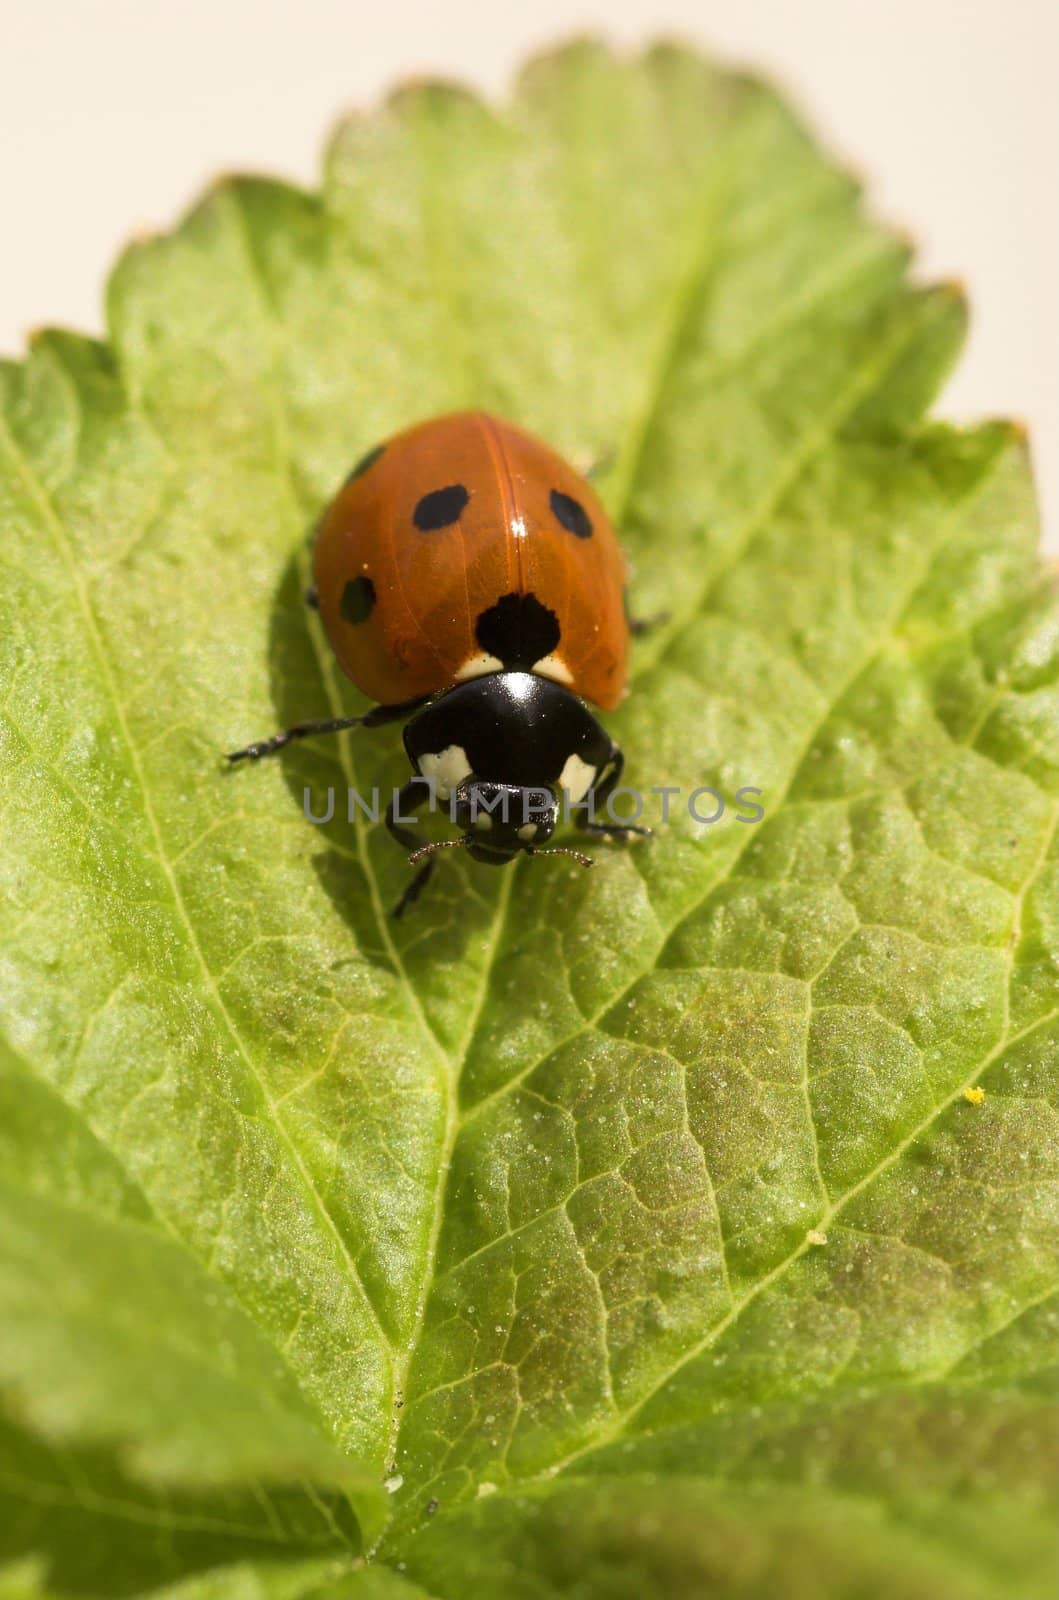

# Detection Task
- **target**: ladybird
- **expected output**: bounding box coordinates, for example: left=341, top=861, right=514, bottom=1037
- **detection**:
left=229, top=411, right=650, bottom=915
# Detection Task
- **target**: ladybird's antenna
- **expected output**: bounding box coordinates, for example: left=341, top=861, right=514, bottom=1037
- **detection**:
left=528, top=845, right=595, bottom=869
left=405, top=839, right=470, bottom=867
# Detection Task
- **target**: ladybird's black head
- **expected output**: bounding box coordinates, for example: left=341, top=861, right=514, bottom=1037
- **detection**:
left=450, top=778, right=557, bottom=857
left=401, top=670, right=612, bottom=877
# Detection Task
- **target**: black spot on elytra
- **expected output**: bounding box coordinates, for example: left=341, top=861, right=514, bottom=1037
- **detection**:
left=413, top=484, right=469, bottom=531
left=341, top=576, right=376, bottom=625
left=346, top=443, right=385, bottom=483
left=550, top=488, right=593, bottom=540
left=475, top=592, right=561, bottom=668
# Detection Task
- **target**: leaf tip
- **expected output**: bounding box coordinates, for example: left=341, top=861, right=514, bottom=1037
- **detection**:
left=515, top=33, right=614, bottom=97
left=935, top=274, right=970, bottom=306
left=384, top=73, right=486, bottom=117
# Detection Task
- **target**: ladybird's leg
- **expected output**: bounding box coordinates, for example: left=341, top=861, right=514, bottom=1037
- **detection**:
left=227, top=695, right=427, bottom=764
left=628, top=610, right=669, bottom=636
left=386, top=778, right=441, bottom=919
left=623, top=587, right=669, bottom=636
left=577, top=745, right=651, bottom=841
left=305, top=501, right=327, bottom=601
left=583, top=449, right=616, bottom=482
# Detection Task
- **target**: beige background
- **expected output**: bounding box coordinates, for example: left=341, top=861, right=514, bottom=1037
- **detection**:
left=2, top=0, right=1056, bottom=549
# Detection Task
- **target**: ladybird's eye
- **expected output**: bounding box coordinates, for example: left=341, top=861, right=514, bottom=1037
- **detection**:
left=550, top=489, right=593, bottom=540
left=413, top=484, right=470, bottom=531
left=341, top=576, right=376, bottom=624
left=345, top=443, right=385, bottom=483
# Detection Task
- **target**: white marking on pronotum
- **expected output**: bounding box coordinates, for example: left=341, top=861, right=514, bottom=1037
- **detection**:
left=455, top=652, right=504, bottom=681
left=417, top=744, right=472, bottom=800
left=517, top=822, right=538, bottom=842
left=532, top=652, right=574, bottom=687
left=558, top=753, right=597, bottom=804
left=474, top=811, right=493, bottom=831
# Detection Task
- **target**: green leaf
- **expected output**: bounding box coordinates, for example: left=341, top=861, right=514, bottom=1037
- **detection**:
left=0, top=1038, right=385, bottom=1545
left=1, top=37, right=1055, bottom=1600
left=0, top=1557, right=426, bottom=1600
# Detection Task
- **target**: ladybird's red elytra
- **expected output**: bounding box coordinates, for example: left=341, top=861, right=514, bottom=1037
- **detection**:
left=228, top=411, right=649, bottom=916
left=313, top=412, right=629, bottom=709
